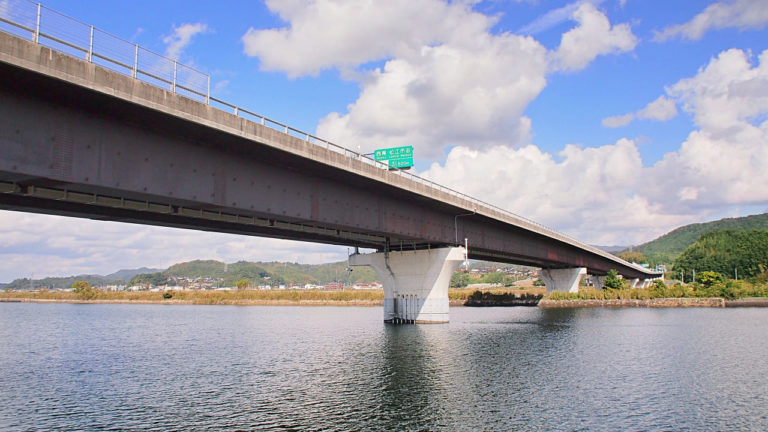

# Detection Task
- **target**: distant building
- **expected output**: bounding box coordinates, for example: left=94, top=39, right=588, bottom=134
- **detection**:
left=324, top=282, right=344, bottom=290
left=352, top=282, right=383, bottom=290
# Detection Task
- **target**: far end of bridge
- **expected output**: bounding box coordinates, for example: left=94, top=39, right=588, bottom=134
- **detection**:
left=350, top=246, right=663, bottom=324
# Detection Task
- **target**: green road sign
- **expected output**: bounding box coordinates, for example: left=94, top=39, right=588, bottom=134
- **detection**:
left=374, top=145, right=413, bottom=161
left=388, top=159, right=413, bottom=168
left=374, top=145, right=413, bottom=169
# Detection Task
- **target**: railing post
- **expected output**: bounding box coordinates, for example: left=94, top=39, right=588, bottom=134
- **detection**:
left=206, top=75, right=210, bottom=105
left=34, top=3, right=41, bottom=43
left=132, top=44, right=138, bottom=78
left=172, top=61, right=177, bottom=92
left=87, top=26, right=94, bottom=62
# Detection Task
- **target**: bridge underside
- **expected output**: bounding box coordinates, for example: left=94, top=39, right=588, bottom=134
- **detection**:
left=0, top=33, right=660, bottom=282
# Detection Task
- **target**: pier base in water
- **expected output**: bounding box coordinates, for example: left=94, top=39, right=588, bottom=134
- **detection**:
left=350, top=247, right=465, bottom=324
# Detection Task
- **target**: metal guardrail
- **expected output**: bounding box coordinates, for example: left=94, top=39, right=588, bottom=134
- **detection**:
left=0, top=0, right=615, bottom=254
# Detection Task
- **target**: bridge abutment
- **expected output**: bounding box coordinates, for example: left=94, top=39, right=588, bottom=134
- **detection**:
left=350, top=247, right=465, bottom=324
left=541, top=267, right=587, bottom=293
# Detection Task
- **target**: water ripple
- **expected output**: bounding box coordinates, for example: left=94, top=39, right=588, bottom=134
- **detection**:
left=1, top=304, right=768, bottom=430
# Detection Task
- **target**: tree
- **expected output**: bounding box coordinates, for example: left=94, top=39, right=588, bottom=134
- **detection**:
left=604, top=270, right=624, bottom=290
left=674, top=230, right=768, bottom=280
left=71, top=280, right=98, bottom=300
left=451, top=271, right=471, bottom=288
left=697, top=271, right=724, bottom=288
left=617, top=251, right=649, bottom=265
left=483, top=271, right=505, bottom=285
left=234, top=279, right=251, bottom=290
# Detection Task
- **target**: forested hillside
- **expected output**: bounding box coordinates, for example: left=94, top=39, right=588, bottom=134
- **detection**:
left=673, top=230, right=768, bottom=280
left=627, top=213, right=768, bottom=264
left=128, top=259, right=378, bottom=287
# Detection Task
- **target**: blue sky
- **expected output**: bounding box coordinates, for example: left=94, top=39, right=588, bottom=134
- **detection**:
left=1, top=0, right=767, bottom=282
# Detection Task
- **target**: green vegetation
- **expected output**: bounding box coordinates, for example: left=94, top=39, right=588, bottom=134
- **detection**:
left=547, top=279, right=768, bottom=301
left=71, top=281, right=99, bottom=300
left=127, top=259, right=378, bottom=288
left=450, top=270, right=527, bottom=288
left=0, top=287, right=544, bottom=305
left=4, top=274, right=123, bottom=291
left=625, top=212, right=768, bottom=265
left=463, top=290, right=542, bottom=306
left=673, top=230, right=768, bottom=281
left=604, top=269, right=625, bottom=290
left=616, top=251, right=648, bottom=265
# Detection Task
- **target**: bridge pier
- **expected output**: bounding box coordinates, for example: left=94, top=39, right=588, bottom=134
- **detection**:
left=349, top=247, right=465, bottom=324
left=590, top=275, right=607, bottom=290
left=541, top=267, right=587, bottom=293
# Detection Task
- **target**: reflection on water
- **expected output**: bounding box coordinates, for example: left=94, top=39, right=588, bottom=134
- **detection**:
left=1, top=303, right=767, bottom=431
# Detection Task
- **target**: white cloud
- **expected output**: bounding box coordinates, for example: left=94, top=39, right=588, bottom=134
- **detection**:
left=602, top=113, right=634, bottom=128
left=163, top=22, right=209, bottom=60
left=419, top=139, right=690, bottom=245
left=645, top=48, right=768, bottom=209
left=667, top=49, right=768, bottom=131
left=241, top=0, right=492, bottom=78
left=316, top=35, right=549, bottom=157
left=637, top=95, right=678, bottom=121
left=248, top=1, right=635, bottom=157
left=602, top=95, right=678, bottom=128
left=0, top=212, right=348, bottom=282
left=654, top=0, right=768, bottom=42
left=552, top=2, right=639, bottom=72
left=517, top=0, right=606, bottom=35
left=423, top=48, right=768, bottom=245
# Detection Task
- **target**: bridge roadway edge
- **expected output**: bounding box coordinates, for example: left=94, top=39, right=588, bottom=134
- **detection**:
left=0, top=31, right=660, bottom=281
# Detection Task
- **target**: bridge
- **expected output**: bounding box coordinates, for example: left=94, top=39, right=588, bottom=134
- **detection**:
left=0, top=4, right=660, bottom=323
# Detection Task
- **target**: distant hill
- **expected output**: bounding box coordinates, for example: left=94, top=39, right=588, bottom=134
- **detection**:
left=6, top=259, right=379, bottom=291
left=593, top=245, right=628, bottom=253
left=4, top=274, right=124, bottom=291
left=128, top=259, right=379, bottom=287
left=629, top=213, right=768, bottom=264
left=105, top=267, right=163, bottom=281
left=673, top=230, right=768, bottom=279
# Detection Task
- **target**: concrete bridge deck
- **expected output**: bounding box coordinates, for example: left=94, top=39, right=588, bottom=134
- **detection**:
left=0, top=29, right=660, bottom=282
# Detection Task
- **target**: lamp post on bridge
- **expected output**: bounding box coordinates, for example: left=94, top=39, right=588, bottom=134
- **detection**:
left=454, top=209, right=476, bottom=246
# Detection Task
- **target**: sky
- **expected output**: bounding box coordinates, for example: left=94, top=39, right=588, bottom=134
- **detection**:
left=1, top=0, right=767, bottom=282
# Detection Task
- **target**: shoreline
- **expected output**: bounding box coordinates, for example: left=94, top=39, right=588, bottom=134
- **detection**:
left=539, top=297, right=768, bottom=308
left=0, top=297, right=386, bottom=306
left=4, top=297, right=768, bottom=307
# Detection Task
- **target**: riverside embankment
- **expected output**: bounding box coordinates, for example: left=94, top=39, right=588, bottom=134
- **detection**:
left=0, top=288, right=544, bottom=307
left=3, top=290, right=767, bottom=308
left=539, top=297, right=768, bottom=308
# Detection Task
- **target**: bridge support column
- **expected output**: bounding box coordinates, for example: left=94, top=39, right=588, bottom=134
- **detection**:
left=541, top=267, right=586, bottom=293
left=590, top=275, right=606, bottom=290
left=349, top=247, right=465, bottom=324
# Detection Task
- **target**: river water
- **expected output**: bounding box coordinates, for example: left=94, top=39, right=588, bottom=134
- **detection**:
left=1, top=303, right=767, bottom=431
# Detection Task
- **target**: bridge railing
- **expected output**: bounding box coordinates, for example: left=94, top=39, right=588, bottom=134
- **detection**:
left=0, top=0, right=596, bottom=250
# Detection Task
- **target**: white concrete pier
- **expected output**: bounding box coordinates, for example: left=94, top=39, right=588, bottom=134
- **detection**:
left=349, top=247, right=465, bottom=323
left=541, top=267, right=587, bottom=293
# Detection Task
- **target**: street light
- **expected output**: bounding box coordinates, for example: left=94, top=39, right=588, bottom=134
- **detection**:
left=454, top=208, right=477, bottom=245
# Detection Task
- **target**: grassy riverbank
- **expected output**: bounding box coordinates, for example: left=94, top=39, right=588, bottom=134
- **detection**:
left=0, top=287, right=546, bottom=306
left=546, top=279, right=768, bottom=301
